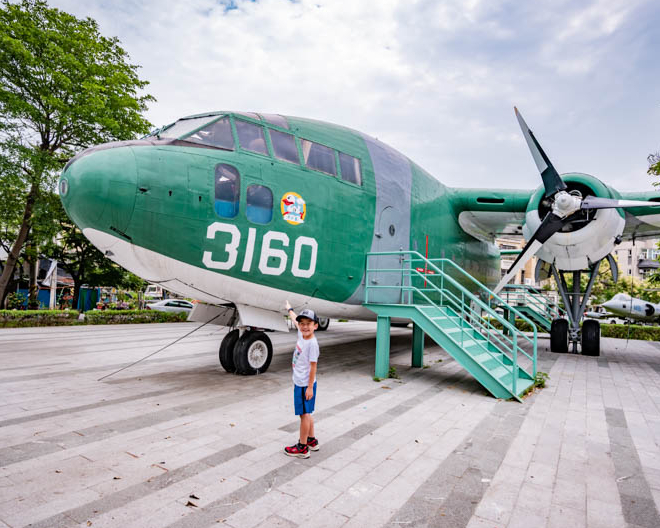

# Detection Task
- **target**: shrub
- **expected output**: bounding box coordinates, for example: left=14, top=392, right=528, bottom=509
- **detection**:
left=0, top=309, right=187, bottom=327
left=600, top=323, right=660, bottom=341
left=0, top=309, right=80, bottom=327
left=83, top=309, right=188, bottom=325
left=6, top=292, right=27, bottom=310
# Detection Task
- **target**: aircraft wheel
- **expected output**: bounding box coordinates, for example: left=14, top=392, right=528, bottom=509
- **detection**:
left=233, top=331, right=273, bottom=375
left=219, top=329, right=239, bottom=373
left=317, top=317, right=330, bottom=331
left=582, top=320, right=600, bottom=356
left=550, top=319, right=568, bottom=353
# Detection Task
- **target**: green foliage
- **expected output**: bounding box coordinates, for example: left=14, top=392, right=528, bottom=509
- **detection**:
left=649, top=152, right=660, bottom=183
left=388, top=366, right=400, bottom=379
left=0, top=0, right=154, bottom=300
left=534, top=371, right=549, bottom=388
left=600, top=323, right=660, bottom=341
left=372, top=376, right=382, bottom=382
left=0, top=308, right=186, bottom=327
left=5, top=291, right=26, bottom=309
left=84, top=309, right=187, bottom=325
left=0, top=309, right=79, bottom=326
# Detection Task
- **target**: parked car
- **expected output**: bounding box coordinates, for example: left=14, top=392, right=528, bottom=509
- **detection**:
left=145, top=299, right=194, bottom=314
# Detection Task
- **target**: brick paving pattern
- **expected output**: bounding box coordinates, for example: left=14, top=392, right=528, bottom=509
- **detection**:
left=1, top=321, right=659, bottom=527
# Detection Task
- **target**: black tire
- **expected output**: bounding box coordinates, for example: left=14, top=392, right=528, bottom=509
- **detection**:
left=317, top=317, right=330, bottom=331
left=582, top=319, right=600, bottom=356
left=219, top=329, right=239, bottom=373
left=233, top=331, right=273, bottom=375
left=550, top=319, right=569, bottom=353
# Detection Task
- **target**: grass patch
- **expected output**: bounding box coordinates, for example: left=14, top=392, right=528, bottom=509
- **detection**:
left=388, top=366, right=400, bottom=379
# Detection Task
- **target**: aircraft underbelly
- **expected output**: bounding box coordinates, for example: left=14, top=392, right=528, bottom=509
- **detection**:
left=82, top=227, right=376, bottom=321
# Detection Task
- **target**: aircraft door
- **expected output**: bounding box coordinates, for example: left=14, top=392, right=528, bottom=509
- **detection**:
left=370, top=205, right=405, bottom=303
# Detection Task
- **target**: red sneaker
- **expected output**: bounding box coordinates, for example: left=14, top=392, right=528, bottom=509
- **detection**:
left=307, top=436, right=319, bottom=451
left=284, top=442, right=309, bottom=458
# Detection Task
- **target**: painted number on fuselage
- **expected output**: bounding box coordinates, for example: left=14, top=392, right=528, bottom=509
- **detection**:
left=202, top=222, right=318, bottom=278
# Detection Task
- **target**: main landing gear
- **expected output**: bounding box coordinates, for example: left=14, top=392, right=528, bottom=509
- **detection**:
left=549, top=258, right=606, bottom=356
left=219, top=328, right=273, bottom=375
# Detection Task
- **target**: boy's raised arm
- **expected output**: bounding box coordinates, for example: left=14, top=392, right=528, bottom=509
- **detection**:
left=286, top=300, right=298, bottom=330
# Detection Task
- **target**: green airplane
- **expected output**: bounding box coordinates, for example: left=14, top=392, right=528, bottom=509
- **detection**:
left=58, top=108, right=660, bottom=373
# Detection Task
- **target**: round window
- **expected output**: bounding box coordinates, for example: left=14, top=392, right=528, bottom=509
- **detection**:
left=389, top=224, right=396, bottom=236
left=59, top=178, right=68, bottom=196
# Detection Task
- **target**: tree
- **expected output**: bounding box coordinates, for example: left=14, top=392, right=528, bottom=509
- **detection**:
left=0, top=0, right=154, bottom=303
left=42, top=195, right=146, bottom=309
left=649, top=152, right=660, bottom=182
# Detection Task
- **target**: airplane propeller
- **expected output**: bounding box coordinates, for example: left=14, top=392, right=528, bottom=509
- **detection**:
left=493, top=108, right=660, bottom=294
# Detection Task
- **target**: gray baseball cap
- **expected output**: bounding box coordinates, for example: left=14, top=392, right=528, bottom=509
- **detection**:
left=296, top=309, right=318, bottom=323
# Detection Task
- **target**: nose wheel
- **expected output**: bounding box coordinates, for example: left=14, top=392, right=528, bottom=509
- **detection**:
left=218, top=329, right=273, bottom=375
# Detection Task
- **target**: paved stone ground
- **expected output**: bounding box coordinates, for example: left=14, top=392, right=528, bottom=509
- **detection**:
left=1, top=321, right=659, bottom=528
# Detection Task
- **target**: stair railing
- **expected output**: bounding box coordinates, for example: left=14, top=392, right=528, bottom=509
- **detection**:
left=365, top=251, right=537, bottom=384
left=500, top=284, right=561, bottom=323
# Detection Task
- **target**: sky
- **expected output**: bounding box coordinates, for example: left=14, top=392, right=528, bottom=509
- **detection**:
left=48, top=0, right=660, bottom=193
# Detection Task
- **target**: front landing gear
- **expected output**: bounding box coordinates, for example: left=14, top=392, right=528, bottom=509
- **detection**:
left=550, top=319, right=568, bottom=353
left=551, top=259, right=603, bottom=355
left=218, top=329, right=273, bottom=375
left=581, top=319, right=600, bottom=356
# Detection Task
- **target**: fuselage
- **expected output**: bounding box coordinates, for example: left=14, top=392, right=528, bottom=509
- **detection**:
left=601, top=293, right=660, bottom=322
left=59, top=111, right=510, bottom=318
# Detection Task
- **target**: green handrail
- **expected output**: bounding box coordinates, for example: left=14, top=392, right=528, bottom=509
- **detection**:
left=364, top=251, right=537, bottom=381
left=500, top=284, right=561, bottom=322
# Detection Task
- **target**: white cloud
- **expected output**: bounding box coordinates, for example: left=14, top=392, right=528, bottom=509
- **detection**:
left=48, top=0, right=660, bottom=191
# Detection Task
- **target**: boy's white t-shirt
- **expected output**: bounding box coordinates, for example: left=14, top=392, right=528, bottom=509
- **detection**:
left=292, top=330, right=320, bottom=387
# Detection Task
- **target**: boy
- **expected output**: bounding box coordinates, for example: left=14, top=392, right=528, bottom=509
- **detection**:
left=284, top=300, right=320, bottom=458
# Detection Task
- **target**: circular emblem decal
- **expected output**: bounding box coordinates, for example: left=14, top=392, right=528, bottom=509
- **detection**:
left=281, top=192, right=306, bottom=225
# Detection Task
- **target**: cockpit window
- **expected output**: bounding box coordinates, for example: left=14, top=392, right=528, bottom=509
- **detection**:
left=214, top=164, right=240, bottom=218
left=184, top=117, right=234, bottom=150
left=158, top=115, right=218, bottom=138
left=236, top=120, right=268, bottom=155
left=339, top=153, right=361, bottom=185
left=269, top=130, right=299, bottom=164
left=246, top=184, right=273, bottom=224
left=302, top=140, right=336, bottom=176
left=261, top=114, right=289, bottom=129
left=234, top=112, right=261, bottom=121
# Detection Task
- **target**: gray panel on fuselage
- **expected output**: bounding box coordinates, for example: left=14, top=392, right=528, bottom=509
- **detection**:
left=344, top=135, right=412, bottom=304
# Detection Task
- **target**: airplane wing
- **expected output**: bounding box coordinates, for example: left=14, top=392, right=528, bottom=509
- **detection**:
left=449, top=188, right=532, bottom=243
left=619, top=191, right=660, bottom=239
left=452, top=188, right=660, bottom=243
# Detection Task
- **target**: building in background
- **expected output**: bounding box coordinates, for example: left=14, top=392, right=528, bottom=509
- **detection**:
left=496, top=237, right=539, bottom=286
left=614, top=238, right=660, bottom=280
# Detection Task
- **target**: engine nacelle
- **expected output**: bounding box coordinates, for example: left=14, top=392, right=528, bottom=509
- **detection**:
left=522, top=173, right=625, bottom=271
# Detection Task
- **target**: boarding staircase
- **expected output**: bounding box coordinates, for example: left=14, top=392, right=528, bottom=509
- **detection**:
left=499, top=285, right=561, bottom=333
left=363, top=251, right=537, bottom=401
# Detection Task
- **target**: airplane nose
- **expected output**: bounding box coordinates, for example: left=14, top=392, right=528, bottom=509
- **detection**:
left=59, top=145, right=138, bottom=234
left=601, top=300, right=614, bottom=310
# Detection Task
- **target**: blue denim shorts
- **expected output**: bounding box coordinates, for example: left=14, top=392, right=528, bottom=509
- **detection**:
left=293, top=381, right=317, bottom=415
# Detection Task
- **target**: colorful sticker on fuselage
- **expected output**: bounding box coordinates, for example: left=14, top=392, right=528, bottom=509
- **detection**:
left=281, top=192, right=306, bottom=225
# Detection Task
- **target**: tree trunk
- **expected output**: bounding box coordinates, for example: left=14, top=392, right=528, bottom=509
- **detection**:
left=27, top=239, right=39, bottom=309
left=0, top=185, right=38, bottom=303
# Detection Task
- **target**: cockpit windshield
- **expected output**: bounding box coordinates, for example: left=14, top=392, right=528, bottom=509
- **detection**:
left=158, top=115, right=219, bottom=139
left=185, top=117, right=234, bottom=150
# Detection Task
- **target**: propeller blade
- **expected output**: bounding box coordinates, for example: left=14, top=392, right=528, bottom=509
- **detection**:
left=515, top=107, right=566, bottom=198
left=493, top=212, right=567, bottom=294
left=581, top=196, right=660, bottom=210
